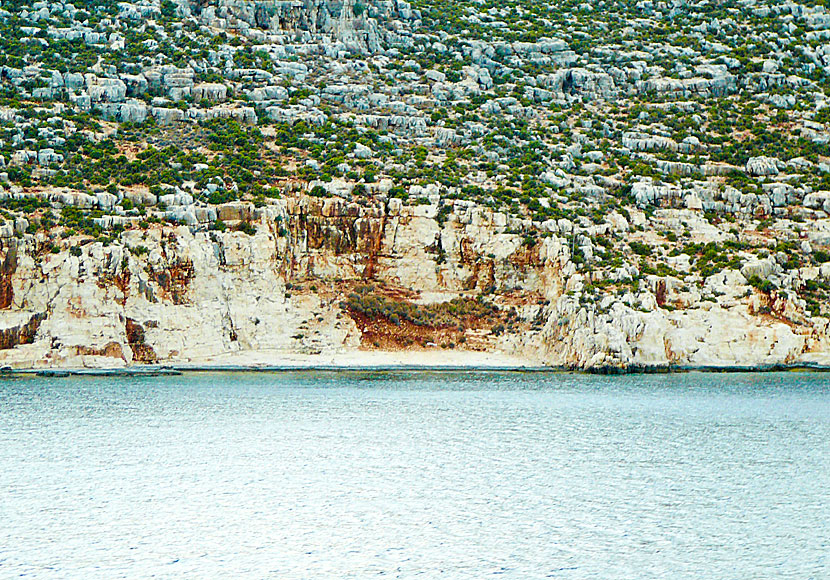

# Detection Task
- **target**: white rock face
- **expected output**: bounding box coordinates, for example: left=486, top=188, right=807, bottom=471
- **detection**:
left=353, top=143, right=373, bottom=158
left=0, top=197, right=827, bottom=371
left=189, top=0, right=419, bottom=54
left=86, top=77, right=127, bottom=103
left=746, top=156, right=781, bottom=176
left=192, top=83, right=228, bottom=102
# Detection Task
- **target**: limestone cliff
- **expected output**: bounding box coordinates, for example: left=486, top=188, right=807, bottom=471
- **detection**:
left=0, top=196, right=828, bottom=370
left=185, top=0, right=419, bottom=53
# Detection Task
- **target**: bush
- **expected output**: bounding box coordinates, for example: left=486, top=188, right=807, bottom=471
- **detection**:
left=235, top=221, right=256, bottom=235
left=747, top=275, right=776, bottom=294
left=629, top=241, right=651, bottom=256
left=436, top=204, right=452, bottom=226
left=341, top=289, right=498, bottom=329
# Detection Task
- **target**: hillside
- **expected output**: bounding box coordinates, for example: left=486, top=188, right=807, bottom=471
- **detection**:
left=2, top=0, right=830, bottom=369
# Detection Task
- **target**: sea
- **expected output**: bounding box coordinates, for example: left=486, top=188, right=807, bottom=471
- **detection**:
left=1, top=371, right=828, bottom=579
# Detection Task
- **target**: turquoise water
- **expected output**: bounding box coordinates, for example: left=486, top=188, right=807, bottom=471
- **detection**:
left=1, top=371, right=828, bottom=579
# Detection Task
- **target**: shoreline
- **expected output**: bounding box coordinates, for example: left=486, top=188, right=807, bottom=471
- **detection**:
left=3, top=348, right=830, bottom=378
left=3, top=361, right=830, bottom=377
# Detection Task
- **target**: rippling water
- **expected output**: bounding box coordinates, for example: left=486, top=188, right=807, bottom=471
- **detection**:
left=1, top=371, right=828, bottom=579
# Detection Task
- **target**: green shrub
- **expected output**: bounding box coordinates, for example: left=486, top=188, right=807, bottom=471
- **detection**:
left=235, top=221, right=256, bottom=235
left=629, top=241, right=651, bottom=256
left=747, top=276, right=776, bottom=294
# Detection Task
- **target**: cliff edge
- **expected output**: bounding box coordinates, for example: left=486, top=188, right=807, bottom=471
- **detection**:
left=0, top=195, right=827, bottom=371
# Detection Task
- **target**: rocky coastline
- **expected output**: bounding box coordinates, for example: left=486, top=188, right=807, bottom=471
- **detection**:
left=2, top=195, right=830, bottom=372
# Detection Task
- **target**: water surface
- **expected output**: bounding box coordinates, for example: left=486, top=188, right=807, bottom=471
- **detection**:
left=1, top=371, right=828, bottom=578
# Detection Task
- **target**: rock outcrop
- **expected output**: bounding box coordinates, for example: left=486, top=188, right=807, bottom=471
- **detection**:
left=186, top=0, right=419, bottom=53
left=0, top=196, right=828, bottom=371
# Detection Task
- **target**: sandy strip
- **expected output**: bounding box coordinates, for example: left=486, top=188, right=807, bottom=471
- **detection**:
left=174, top=349, right=545, bottom=370
left=1, top=349, right=552, bottom=374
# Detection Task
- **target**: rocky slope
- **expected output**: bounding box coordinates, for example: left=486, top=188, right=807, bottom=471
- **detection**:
left=186, top=0, right=418, bottom=53
left=4, top=0, right=830, bottom=369
left=1, top=195, right=829, bottom=370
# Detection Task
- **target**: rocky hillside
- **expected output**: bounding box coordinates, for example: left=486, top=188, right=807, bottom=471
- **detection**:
left=2, top=0, right=830, bottom=369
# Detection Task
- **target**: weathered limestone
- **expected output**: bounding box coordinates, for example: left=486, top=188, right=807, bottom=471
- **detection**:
left=0, top=197, right=827, bottom=370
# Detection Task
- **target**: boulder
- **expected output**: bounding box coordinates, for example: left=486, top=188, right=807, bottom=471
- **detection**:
left=746, top=156, right=781, bottom=177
